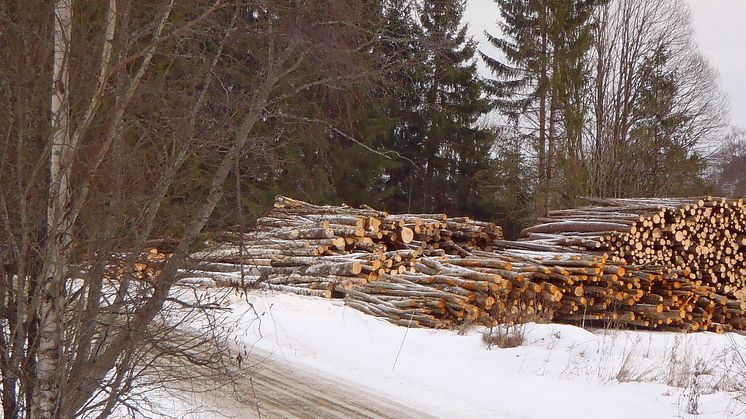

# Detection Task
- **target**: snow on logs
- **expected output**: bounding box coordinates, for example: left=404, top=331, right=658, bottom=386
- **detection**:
left=184, top=196, right=746, bottom=333
left=188, top=196, right=504, bottom=300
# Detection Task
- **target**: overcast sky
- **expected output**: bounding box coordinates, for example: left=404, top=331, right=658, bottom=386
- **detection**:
left=465, top=0, right=746, bottom=128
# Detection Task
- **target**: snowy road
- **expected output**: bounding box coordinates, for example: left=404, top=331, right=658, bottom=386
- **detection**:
left=159, top=346, right=433, bottom=419
left=219, top=349, right=432, bottom=419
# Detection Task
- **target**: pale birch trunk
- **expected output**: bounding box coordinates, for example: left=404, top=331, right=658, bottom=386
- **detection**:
left=33, top=0, right=73, bottom=417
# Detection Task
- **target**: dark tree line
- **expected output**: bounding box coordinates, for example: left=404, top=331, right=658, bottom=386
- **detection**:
left=252, top=0, right=500, bottom=220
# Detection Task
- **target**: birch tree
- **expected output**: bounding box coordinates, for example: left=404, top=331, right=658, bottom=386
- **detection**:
left=33, top=0, right=75, bottom=415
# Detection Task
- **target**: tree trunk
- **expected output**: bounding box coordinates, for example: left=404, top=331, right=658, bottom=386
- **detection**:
left=548, top=70, right=557, bottom=210
left=537, top=25, right=549, bottom=218
left=33, top=0, right=73, bottom=417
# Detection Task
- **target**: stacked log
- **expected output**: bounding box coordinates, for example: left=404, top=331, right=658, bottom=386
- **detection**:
left=270, top=196, right=503, bottom=253
left=343, top=248, right=746, bottom=332
left=180, top=196, right=745, bottom=333
left=190, top=196, right=502, bottom=280
left=478, top=247, right=742, bottom=332
left=520, top=197, right=746, bottom=297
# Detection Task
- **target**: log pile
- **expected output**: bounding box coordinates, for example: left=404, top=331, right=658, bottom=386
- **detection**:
left=344, top=248, right=745, bottom=332
left=469, top=247, right=746, bottom=332
left=182, top=196, right=746, bottom=333
left=517, top=197, right=746, bottom=324
left=522, top=198, right=745, bottom=287
left=190, top=195, right=503, bottom=282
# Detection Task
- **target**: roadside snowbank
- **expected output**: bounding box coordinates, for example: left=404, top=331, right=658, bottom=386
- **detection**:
left=222, top=291, right=746, bottom=418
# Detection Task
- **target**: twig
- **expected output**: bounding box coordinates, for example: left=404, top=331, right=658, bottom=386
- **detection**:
left=392, top=311, right=415, bottom=371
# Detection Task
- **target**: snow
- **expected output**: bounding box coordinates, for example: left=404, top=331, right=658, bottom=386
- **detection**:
left=109, top=386, right=252, bottom=419
left=218, top=291, right=746, bottom=419
left=111, top=287, right=746, bottom=418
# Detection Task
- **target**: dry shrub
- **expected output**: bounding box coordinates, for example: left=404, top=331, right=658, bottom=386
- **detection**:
left=667, top=336, right=695, bottom=388
left=481, top=296, right=552, bottom=349
left=615, top=341, right=656, bottom=383
left=482, top=324, right=526, bottom=349
left=457, top=319, right=476, bottom=336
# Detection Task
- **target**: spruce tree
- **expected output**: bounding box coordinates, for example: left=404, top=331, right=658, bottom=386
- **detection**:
left=415, top=0, right=493, bottom=216
left=374, top=0, right=430, bottom=212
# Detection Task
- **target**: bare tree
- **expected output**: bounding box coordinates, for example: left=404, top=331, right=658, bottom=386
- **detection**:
left=712, top=128, right=746, bottom=198
left=0, top=0, right=380, bottom=417
left=585, top=0, right=728, bottom=198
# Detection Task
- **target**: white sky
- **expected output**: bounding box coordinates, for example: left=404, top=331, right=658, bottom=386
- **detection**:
left=465, top=0, right=746, bottom=128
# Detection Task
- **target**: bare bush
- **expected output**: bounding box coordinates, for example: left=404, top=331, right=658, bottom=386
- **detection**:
left=482, top=324, right=526, bottom=350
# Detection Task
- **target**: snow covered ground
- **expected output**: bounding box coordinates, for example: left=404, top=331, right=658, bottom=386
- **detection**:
left=132, top=288, right=746, bottom=418
left=216, top=291, right=746, bottom=419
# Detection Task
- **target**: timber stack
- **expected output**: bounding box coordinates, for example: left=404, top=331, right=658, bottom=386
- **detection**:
left=181, top=196, right=746, bottom=333
left=507, top=197, right=746, bottom=332
left=520, top=197, right=745, bottom=292
left=186, top=195, right=503, bottom=299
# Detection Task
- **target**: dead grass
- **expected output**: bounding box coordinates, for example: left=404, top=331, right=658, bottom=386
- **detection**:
left=666, top=336, right=695, bottom=388
left=482, top=324, right=526, bottom=349
left=615, top=348, right=637, bottom=382
left=457, top=319, right=475, bottom=336
left=684, top=359, right=710, bottom=415
left=615, top=340, right=656, bottom=383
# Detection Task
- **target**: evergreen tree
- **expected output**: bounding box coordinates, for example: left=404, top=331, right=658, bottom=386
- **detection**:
left=547, top=1, right=596, bottom=207
left=218, top=0, right=495, bottom=218
left=414, top=0, right=493, bottom=216
left=372, top=0, right=430, bottom=212
left=228, top=0, right=495, bottom=219
left=222, top=0, right=402, bottom=211
left=250, top=0, right=428, bottom=211
left=623, top=48, right=712, bottom=196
